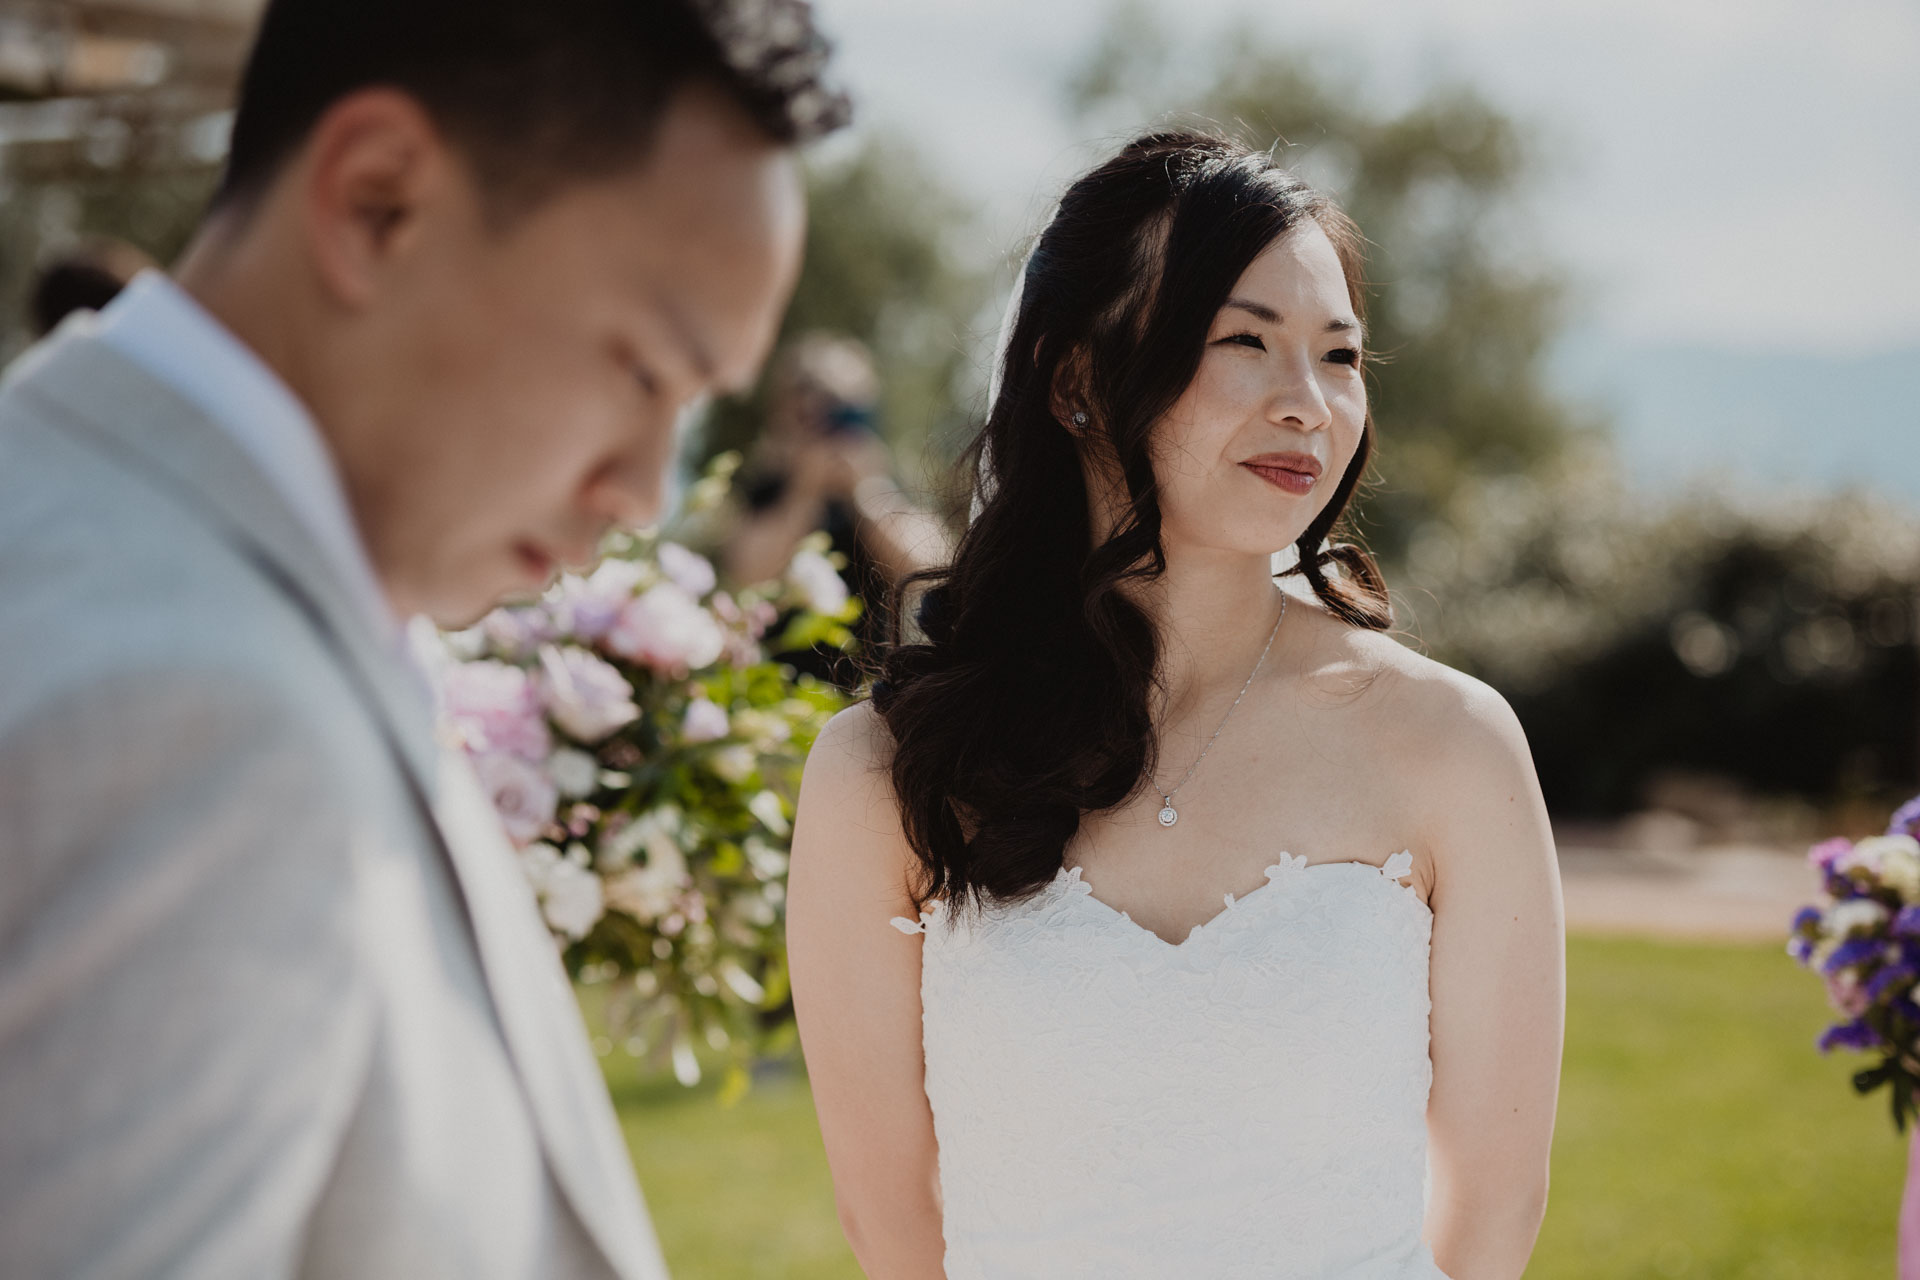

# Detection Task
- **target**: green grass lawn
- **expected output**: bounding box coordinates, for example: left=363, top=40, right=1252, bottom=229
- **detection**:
left=602, top=935, right=1907, bottom=1278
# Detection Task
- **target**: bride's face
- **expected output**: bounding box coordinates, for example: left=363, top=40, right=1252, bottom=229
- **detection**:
left=1142, top=219, right=1367, bottom=561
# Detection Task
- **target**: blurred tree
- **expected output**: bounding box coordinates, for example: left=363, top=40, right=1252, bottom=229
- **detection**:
left=1402, top=441, right=1920, bottom=817
left=1067, top=1, right=1606, bottom=564
left=691, top=134, right=991, bottom=515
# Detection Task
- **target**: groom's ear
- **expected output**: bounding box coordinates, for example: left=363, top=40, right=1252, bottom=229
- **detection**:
left=297, top=88, right=452, bottom=309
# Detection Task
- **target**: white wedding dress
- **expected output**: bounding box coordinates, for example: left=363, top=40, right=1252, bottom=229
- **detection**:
left=891, top=848, right=1450, bottom=1279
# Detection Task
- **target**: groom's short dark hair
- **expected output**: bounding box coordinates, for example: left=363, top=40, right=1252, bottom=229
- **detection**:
left=215, top=0, right=849, bottom=217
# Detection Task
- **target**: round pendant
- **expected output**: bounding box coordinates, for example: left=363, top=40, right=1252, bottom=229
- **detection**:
left=1158, top=805, right=1178, bottom=827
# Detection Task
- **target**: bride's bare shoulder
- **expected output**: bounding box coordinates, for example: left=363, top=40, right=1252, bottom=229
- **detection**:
left=792, top=700, right=918, bottom=892
left=1287, top=592, right=1530, bottom=774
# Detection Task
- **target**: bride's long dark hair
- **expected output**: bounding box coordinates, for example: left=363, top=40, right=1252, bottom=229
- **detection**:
left=869, top=130, right=1392, bottom=913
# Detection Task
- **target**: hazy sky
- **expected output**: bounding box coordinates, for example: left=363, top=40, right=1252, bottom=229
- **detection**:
left=811, top=0, right=1920, bottom=357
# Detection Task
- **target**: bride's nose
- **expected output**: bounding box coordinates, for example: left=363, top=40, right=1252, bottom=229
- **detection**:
left=1262, top=354, right=1333, bottom=433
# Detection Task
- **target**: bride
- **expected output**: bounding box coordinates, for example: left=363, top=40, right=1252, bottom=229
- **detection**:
left=785, top=129, right=1563, bottom=1279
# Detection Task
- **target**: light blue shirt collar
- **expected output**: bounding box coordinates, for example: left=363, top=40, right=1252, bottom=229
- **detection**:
left=93, top=270, right=403, bottom=649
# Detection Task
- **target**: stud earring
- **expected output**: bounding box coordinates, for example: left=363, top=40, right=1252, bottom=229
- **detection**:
left=1071, top=411, right=1088, bottom=426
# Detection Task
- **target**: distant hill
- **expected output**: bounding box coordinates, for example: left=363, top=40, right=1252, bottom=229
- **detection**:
left=1550, top=333, right=1920, bottom=507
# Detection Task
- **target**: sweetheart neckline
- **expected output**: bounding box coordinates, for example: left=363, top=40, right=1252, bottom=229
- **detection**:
left=1054, top=849, right=1427, bottom=950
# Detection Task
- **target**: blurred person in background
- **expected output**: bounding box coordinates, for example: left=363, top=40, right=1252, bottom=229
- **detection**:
left=0, top=1, right=845, bottom=1277
left=724, top=331, right=951, bottom=688
left=27, top=237, right=156, bottom=337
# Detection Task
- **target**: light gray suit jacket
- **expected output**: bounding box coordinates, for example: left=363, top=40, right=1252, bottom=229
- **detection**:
left=0, top=322, right=671, bottom=1279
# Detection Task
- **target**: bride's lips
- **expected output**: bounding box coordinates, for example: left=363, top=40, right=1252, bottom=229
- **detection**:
left=1240, top=451, right=1323, bottom=496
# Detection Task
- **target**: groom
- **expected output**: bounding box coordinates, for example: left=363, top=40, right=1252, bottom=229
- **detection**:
left=0, top=2, right=844, bottom=1277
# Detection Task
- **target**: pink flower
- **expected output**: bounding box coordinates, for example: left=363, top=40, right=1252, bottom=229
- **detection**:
left=1827, top=970, right=1872, bottom=1018
left=657, top=541, right=717, bottom=598
left=681, top=697, right=730, bottom=743
left=1809, top=837, right=1854, bottom=871
left=442, top=659, right=550, bottom=760
left=472, top=750, right=559, bottom=846
left=607, top=582, right=726, bottom=676
left=538, top=644, right=639, bottom=742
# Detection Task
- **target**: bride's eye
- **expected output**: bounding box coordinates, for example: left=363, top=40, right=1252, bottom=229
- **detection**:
left=1216, top=332, right=1265, bottom=350
left=1326, top=347, right=1362, bottom=366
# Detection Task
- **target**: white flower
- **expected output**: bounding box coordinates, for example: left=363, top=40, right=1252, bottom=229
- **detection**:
left=1828, top=898, right=1891, bottom=937
left=1884, top=842, right=1920, bottom=901
left=743, top=834, right=789, bottom=879
left=747, top=789, right=790, bottom=837
left=1847, top=835, right=1920, bottom=886
left=547, top=747, right=600, bottom=798
left=731, top=708, right=792, bottom=750
left=479, top=607, right=552, bottom=661
left=538, top=644, right=639, bottom=742
left=787, top=547, right=849, bottom=616
left=473, top=750, right=558, bottom=846
left=604, top=826, right=690, bottom=925
left=518, top=841, right=606, bottom=940
left=657, top=541, right=718, bottom=598
left=607, top=582, right=727, bottom=675
left=681, top=697, right=731, bottom=743
left=708, top=743, right=758, bottom=784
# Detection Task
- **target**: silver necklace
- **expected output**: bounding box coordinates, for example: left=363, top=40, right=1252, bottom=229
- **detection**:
left=1154, top=590, right=1288, bottom=828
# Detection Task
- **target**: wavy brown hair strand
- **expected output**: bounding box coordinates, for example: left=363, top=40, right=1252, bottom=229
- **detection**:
left=868, top=130, right=1392, bottom=915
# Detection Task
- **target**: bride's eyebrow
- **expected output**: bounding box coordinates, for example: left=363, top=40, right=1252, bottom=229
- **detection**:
left=1222, top=297, right=1366, bottom=344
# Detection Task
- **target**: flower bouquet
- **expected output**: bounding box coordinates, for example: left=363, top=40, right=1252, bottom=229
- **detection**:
left=432, top=455, right=856, bottom=1098
left=1789, top=794, right=1920, bottom=1131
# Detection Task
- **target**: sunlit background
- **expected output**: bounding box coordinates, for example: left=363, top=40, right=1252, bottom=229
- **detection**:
left=3, top=1, right=1916, bottom=1275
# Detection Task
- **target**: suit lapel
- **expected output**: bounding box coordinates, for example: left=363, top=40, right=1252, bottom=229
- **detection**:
left=5, top=329, right=667, bottom=1280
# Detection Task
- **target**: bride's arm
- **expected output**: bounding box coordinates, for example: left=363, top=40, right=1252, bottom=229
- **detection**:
left=787, top=701, right=949, bottom=1278
left=1417, top=675, right=1565, bottom=1279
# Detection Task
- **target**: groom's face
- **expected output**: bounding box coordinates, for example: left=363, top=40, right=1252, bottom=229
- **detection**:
left=321, top=81, right=806, bottom=626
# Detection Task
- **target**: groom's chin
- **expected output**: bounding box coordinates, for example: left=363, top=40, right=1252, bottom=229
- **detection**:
left=396, top=562, right=534, bottom=632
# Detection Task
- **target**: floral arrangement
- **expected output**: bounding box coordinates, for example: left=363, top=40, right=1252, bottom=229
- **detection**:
left=1790, top=794, right=1920, bottom=1131
left=432, top=455, right=856, bottom=1097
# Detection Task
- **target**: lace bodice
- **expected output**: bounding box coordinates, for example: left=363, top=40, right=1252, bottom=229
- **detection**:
left=891, top=849, right=1449, bottom=1280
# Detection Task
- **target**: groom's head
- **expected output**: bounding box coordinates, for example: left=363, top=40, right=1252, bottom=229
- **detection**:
left=182, top=0, right=846, bottom=625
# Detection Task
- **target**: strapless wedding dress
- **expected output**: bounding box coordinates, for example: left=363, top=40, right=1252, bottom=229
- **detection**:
left=891, top=848, right=1449, bottom=1280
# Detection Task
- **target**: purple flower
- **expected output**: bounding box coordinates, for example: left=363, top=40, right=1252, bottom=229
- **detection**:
left=1823, top=936, right=1882, bottom=974
left=442, top=659, right=551, bottom=761
left=537, top=645, right=640, bottom=743
left=551, top=560, right=645, bottom=642
left=1890, top=794, right=1920, bottom=840
left=1893, top=905, right=1920, bottom=939
left=1867, top=963, right=1916, bottom=1003
left=1787, top=936, right=1814, bottom=964
left=1791, top=905, right=1823, bottom=934
left=1817, top=1019, right=1880, bottom=1053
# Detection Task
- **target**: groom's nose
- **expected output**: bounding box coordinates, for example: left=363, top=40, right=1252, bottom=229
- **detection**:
left=579, top=437, right=673, bottom=531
